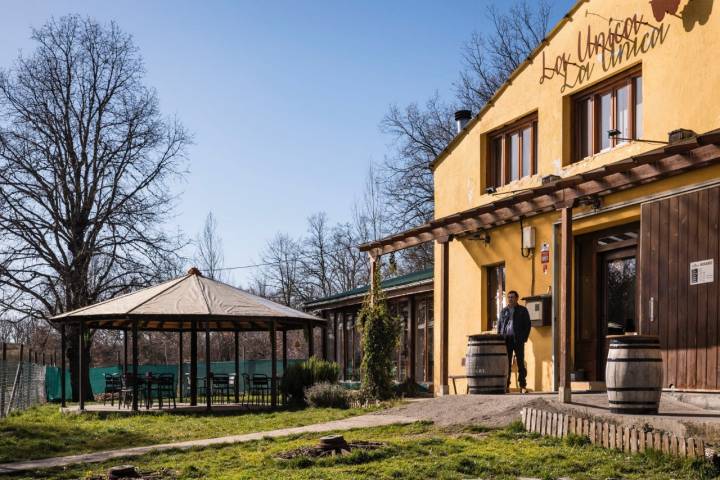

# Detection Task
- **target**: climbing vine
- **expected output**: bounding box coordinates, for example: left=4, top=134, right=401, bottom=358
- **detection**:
left=357, top=267, right=401, bottom=400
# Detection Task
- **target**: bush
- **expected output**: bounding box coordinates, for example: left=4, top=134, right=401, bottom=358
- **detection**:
left=281, top=357, right=340, bottom=405
left=305, top=382, right=350, bottom=409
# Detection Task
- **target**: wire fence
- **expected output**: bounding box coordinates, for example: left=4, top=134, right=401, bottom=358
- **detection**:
left=0, top=360, right=47, bottom=418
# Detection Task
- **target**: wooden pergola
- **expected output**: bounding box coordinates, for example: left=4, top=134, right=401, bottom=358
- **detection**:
left=359, top=128, right=720, bottom=402
left=51, top=268, right=325, bottom=412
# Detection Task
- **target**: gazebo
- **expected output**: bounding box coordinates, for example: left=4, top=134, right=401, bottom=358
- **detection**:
left=51, top=268, right=325, bottom=412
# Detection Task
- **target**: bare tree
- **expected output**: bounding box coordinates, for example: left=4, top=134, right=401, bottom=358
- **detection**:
left=299, top=213, right=333, bottom=300
left=195, top=212, right=226, bottom=281
left=379, top=1, right=551, bottom=272
left=327, top=222, right=367, bottom=292
left=455, top=1, right=552, bottom=112
left=259, top=233, right=302, bottom=307
left=0, top=16, right=188, bottom=400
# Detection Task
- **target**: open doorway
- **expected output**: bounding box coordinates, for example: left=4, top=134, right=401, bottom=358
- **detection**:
left=575, top=223, right=639, bottom=381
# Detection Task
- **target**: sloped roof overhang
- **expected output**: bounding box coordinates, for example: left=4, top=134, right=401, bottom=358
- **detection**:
left=359, top=129, right=720, bottom=256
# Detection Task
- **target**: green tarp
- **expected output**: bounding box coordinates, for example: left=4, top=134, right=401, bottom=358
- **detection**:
left=45, top=360, right=303, bottom=401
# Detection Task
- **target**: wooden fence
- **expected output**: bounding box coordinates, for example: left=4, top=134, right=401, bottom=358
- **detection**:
left=520, top=407, right=714, bottom=460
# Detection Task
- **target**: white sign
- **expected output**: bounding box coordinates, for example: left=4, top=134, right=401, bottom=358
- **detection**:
left=690, top=259, right=714, bottom=285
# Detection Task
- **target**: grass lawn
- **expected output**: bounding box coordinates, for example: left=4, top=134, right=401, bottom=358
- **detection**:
left=8, top=422, right=719, bottom=480
left=0, top=403, right=377, bottom=463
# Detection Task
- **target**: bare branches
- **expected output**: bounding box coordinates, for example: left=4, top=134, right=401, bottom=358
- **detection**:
left=0, top=15, right=188, bottom=320
left=195, top=212, right=226, bottom=281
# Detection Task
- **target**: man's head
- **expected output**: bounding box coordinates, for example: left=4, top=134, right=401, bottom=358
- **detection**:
left=507, top=290, right=519, bottom=307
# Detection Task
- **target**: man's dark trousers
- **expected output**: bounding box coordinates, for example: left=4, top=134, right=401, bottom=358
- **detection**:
left=505, top=338, right=527, bottom=389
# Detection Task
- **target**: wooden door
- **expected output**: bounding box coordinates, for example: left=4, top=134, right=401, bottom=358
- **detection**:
left=639, top=186, right=720, bottom=390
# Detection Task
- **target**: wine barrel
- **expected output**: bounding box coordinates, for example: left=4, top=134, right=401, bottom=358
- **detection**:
left=466, top=334, right=508, bottom=394
left=605, top=335, right=663, bottom=414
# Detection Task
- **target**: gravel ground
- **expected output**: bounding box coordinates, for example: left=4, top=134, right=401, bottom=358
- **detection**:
left=376, top=394, right=557, bottom=428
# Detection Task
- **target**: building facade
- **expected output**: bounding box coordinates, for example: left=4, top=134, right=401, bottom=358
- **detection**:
left=360, top=0, right=720, bottom=395
left=304, top=269, right=434, bottom=387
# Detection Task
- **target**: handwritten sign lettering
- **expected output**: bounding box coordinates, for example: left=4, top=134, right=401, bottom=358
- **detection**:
left=539, top=14, right=670, bottom=92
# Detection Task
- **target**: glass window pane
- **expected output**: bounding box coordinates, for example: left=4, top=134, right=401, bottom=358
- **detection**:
left=522, top=127, right=532, bottom=177
left=634, top=76, right=643, bottom=139
left=600, top=93, right=612, bottom=150
left=510, top=133, right=519, bottom=181
left=616, top=84, right=630, bottom=144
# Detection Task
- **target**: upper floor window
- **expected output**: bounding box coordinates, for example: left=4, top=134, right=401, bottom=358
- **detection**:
left=573, top=66, right=642, bottom=162
left=487, top=113, right=538, bottom=188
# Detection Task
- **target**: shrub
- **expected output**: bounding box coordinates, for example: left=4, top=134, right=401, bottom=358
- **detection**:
left=281, top=357, right=340, bottom=405
left=305, top=382, right=350, bottom=409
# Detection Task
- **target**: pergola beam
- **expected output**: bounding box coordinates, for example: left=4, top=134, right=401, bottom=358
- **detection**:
left=360, top=143, right=720, bottom=255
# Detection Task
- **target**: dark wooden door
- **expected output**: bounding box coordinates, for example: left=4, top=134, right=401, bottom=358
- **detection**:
left=639, top=186, right=720, bottom=390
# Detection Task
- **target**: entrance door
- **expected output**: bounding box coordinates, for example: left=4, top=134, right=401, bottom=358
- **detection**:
left=575, top=224, right=639, bottom=381
left=598, top=247, right=637, bottom=379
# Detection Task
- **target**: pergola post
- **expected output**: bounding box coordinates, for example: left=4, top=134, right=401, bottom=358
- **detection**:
left=234, top=329, right=240, bottom=404
left=78, top=321, right=85, bottom=411
left=190, top=319, right=197, bottom=406
left=205, top=320, right=211, bottom=410
left=178, top=328, right=184, bottom=402
left=270, top=320, right=277, bottom=408
left=282, top=329, right=288, bottom=405
left=408, top=295, right=417, bottom=384
left=438, top=237, right=450, bottom=395
left=131, top=319, right=139, bottom=412
left=321, top=315, right=328, bottom=360
left=558, top=206, right=573, bottom=403
left=60, top=323, right=66, bottom=408
left=123, top=328, right=128, bottom=374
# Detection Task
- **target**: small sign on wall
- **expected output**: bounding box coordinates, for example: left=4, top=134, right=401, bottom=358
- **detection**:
left=690, top=259, right=714, bottom=285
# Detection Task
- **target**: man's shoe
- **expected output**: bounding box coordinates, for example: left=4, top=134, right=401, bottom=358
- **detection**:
left=521, top=388, right=528, bottom=394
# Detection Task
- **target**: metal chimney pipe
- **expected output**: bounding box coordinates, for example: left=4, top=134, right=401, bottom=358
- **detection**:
left=455, top=110, right=472, bottom=134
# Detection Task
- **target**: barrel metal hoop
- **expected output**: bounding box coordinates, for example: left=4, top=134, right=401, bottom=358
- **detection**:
left=466, top=353, right=507, bottom=357
left=608, top=400, right=659, bottom=405
left=606, top=387, right=662, bottom=391
left=608, top=345, right=661, bottom=349
left=606, top=358, right=663, bottom=362
left=466, top=374, right=508, bottom=379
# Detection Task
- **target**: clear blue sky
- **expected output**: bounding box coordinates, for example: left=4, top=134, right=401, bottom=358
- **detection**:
left=0, top=0, right=574, bottom=286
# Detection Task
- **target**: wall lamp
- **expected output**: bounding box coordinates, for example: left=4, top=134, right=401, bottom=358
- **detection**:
left=607, top=129, right=668, bottom=145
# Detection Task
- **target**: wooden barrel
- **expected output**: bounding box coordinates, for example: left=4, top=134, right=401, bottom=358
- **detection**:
left=466, top=334, right=508, bottom=394
left=605, top=335, right=663, bottom=414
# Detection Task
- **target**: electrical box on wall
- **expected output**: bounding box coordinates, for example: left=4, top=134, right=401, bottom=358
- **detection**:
left=523, top=294, right=551, bottom=327
left=522, top=226, right=535, bottom=250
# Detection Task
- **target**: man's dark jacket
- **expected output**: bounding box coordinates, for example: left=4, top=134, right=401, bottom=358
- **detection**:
left=497, top=304, right=531, bottom=343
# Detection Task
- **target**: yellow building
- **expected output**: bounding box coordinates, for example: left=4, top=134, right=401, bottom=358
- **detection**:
left=360, top=0, right=720, bottom=396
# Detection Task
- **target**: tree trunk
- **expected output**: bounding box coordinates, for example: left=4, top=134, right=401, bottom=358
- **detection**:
left=66, top=326, right=94, bottom=402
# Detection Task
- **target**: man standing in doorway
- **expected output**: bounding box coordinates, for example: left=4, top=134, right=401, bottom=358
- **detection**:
left=498, top=290, right=531, bottom=393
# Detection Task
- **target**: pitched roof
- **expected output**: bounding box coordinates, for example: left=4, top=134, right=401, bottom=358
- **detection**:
left=304, top=268, right=433, bottom=308
left=53, top=269, right=319, bottom=324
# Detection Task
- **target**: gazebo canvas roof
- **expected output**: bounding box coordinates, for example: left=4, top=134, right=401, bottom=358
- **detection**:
left=52, top=269, right=322, bottom=332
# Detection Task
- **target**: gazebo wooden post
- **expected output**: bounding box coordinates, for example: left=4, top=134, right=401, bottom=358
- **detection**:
left=321, top=316, right=328, bottom=360
left=234, top=329, right=240, bottom=403
left=270, top=320, right=277, bottom=408
left=205, top=320, right=211, bottom=411
left=123, top=328, right=128, bottom=374
left=60, top=323, right=66, bottom=408
left=78, top=320, right=85, bottom=411
left=178, top=328, right=183, bottom=402
left=190, top=319, right=197, bottom=406
left=131, top=319, right=139, bottom=412
left=282, top=328, right=288, bottom=404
